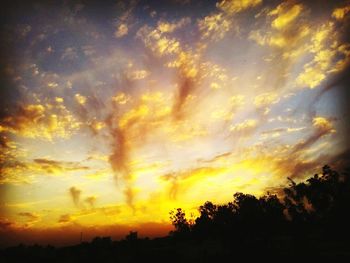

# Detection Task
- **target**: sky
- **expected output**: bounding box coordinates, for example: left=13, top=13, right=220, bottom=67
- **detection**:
left=0, top=0, right=350, bottom=247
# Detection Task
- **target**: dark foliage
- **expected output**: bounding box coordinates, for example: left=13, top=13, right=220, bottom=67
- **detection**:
left=1, top=165, right=350, bottom=262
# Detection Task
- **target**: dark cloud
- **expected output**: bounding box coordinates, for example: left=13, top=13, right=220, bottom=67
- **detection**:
left=69, top=186, right=81, bottom=207
left=197, top=151, right=232, bottom=164
left=290, top=119, right=334, bottom=155
left=58, top=214, right=73, bottom=224
left=0, top=218, right=14, bottom=229
left=172, top=76, right=196, bottom=120
left=84, top=196, right=97, bottom=208
left=17, top=212, right=40, bottom=222
left=33, top=159, right=90, bottom=174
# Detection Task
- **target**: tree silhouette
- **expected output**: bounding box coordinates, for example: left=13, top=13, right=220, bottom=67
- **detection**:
left=169, top=164, right=350, bottom=254
left=169, top=208, right=190, bottom=237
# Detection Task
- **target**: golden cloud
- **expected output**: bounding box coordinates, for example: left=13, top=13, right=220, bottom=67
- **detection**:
left=0, top=157, right=90, bottom=185
left=58, top=214, right=74, bottom=224
left=112, top=92, right=131, bottom=105
left=33, top=158, right=90, bottom=175
left=0, top=103, right=81, bottom=141
left=254, top=93, right=280, bottom=108
left=249, top=24, right=310, bottom=49
left=75, top=93, right=87, bottom=105
left=137, top=25, right=181, bottom=56
left=296, top=22, right=346, bottom=88
left=332, top=5, right=350, bottom=20
left=217, top=0, right=262, bottom=14
left=157, top=17, right=190, bottom=33
left=198, top=13, right=231, bottom=41
left=269, top=3, right=303, bottom=30
left=230, top=119, right=258, bottom=134
left=312, top=117, right=335, bottom=134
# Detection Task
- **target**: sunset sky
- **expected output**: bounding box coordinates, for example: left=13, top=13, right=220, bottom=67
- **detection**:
left=0, top=0, right=349, bottom=247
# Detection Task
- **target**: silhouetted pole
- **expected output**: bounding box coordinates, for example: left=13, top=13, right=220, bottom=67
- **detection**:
left=80, top=232, right=83, bottom=243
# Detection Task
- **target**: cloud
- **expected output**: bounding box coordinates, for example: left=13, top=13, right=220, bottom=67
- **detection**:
left=74, top=93, right=87, bottom=105
left=0, top=157, right=90, bottom=185
left=260, top=127, right=305, bottom=139
left=332, top=5, right=350, bottom=20
left=0, top=135, right=30, bottom=184
left=249, top=22, right=310, bottom=49
left=33, top=158, right=90, bottom=175
left=0, top=103, right=81, bottom=141
left=172, top=74, right=196, bottom=120
left=123, top=187, right=136, bottom=209
left=197, top=152, right=232, bottom=164
left=136, top=25, right=181, bottom=56
left=106, top=106, right=135, bottom=208
left=112, top=92, right=131, bottom=105
left=296, top=48, right=336, bottom=88
left=198, top=13, right=231, bottom=41
left=254, top=92, right=280, bottom=114
left=126, top=70, right=150, bottom=80
left=58, top=214, right=74, bottom=224
left=113, top=0, right=137, bottom=39
left=269, top=3, right=303, bottom=30
left=17, top=212, right=40, bottom=224
left=69, top=187, right=82, bottom=207
left=230, top=119, right=258, bottom=135
left=157, top=17, right=190, bottom=33
left=170, top=51, right=202, bottom=119
left=217, top=0, right=262, bottom=14
left=291, top=116, right=335, bottom=154
left=295, top=21, right=349, bottom=89
left=61, top=47, right=78, bottom=61
left=0, top=218, right=14, bottom=229
left=84, top=196, right=97, bottom=208
left=114, top=23, right=128, bottom=38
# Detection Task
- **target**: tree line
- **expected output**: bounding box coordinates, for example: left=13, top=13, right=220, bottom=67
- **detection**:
left=169, top=165, right=350, bottom=252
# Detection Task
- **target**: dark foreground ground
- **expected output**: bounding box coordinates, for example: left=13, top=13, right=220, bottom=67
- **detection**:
left=1, top=233, right=350, bottom=262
